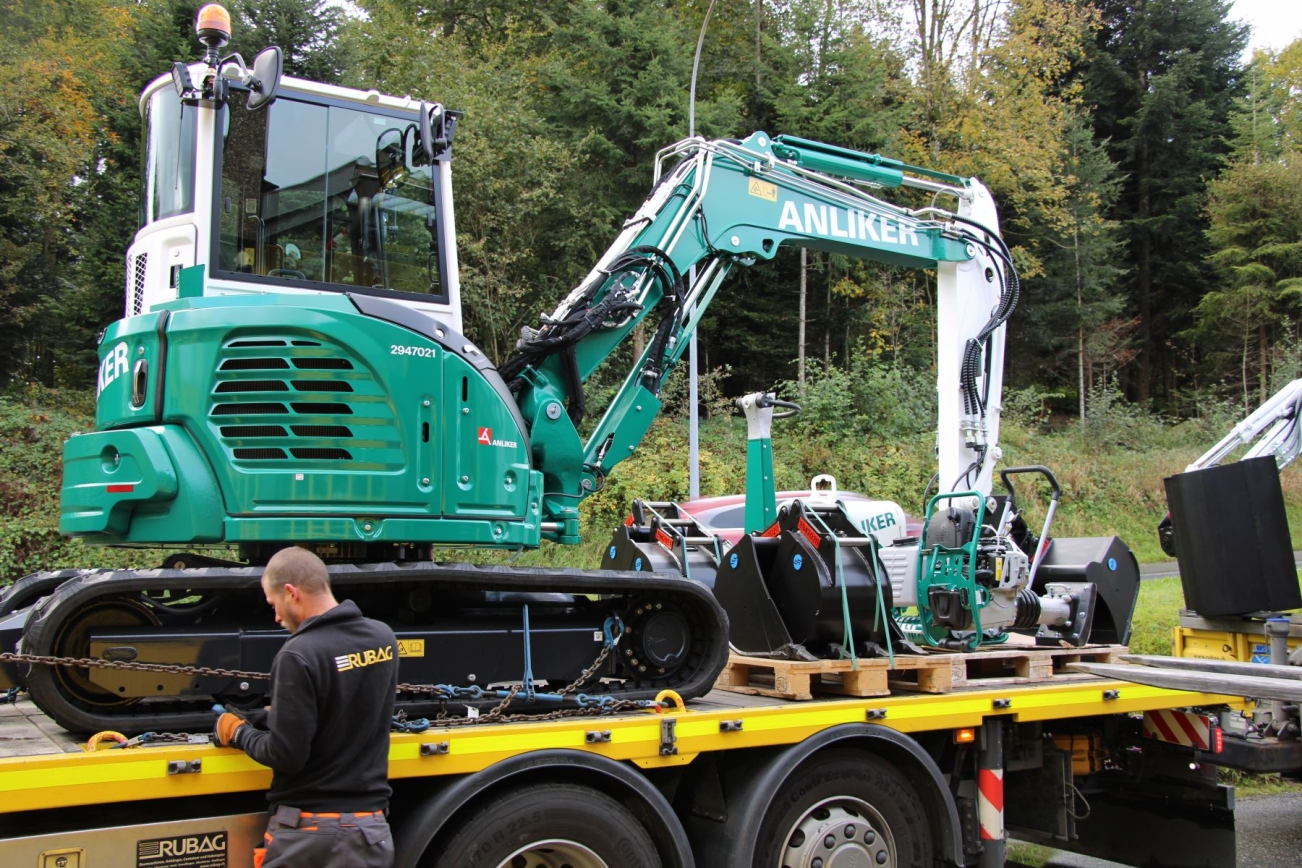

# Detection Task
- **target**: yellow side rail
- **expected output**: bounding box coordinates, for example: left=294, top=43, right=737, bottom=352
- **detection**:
left=0, top=681, right=1243, bottom=814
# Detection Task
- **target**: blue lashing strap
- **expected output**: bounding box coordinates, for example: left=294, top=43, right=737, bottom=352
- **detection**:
left=521, top=603, right=537, bottom=702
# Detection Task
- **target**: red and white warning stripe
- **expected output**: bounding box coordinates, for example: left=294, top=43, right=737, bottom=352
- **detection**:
left=978, top=768, right=1004, bottom=841
left=1143, top=709, right=1220, bottom=752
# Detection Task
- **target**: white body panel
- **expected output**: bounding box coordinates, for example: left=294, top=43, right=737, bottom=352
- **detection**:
left=935, top=181, right=1004, bottom=500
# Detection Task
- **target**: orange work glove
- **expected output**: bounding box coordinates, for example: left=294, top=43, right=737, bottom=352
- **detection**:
left=216, top=712, right=247, bottom=747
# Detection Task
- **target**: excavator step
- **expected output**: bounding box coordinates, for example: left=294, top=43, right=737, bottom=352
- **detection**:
left=715, top=644, right=1128, bottom=701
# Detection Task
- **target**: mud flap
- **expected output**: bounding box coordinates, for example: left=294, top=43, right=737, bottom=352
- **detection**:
left=1063, top=783, right=1235, bottom=868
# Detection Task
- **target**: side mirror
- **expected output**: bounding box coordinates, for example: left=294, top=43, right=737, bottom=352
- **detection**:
left=246, top=46, right=283, bottom=111
left=419, top=101, right=450, bottom=164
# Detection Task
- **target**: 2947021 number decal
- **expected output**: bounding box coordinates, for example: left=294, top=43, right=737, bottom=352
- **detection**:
left=391, top=345, right=437, bottom=358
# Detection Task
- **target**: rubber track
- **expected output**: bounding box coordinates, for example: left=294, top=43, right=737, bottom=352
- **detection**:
left=12, top=562, right=730, bottom=735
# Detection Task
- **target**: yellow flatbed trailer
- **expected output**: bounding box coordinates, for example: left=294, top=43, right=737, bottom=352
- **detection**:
left=0, top=676, right=1245, bottom=868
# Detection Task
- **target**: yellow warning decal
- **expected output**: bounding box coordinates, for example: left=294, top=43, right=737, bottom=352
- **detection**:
left=398, top=639, right=425, bottom=658
left=748, top=178, right=778, bottom=202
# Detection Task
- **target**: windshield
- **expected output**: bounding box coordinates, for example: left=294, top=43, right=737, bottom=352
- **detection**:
left=215, top=90, right=444, bottom=298
left=143, top=88, right=197, bottom=223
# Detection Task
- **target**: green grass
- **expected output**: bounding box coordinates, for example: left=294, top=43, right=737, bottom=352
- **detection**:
left=5, top=385, right=1302, bottom=582
left=1007, top=841, right=1057, bottom=867
left=1127, top=576, right=1187, bottom=655
left=1223, top=768, right=1302, bottom=796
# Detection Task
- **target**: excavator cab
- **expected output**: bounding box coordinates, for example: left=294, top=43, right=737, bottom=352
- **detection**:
left=129, top=64, right=462, bottom=330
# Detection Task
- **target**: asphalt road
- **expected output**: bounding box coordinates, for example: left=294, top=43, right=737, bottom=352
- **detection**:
left=1139, top=553, right=1302, bottom=581
left=1017, top=791, right=1302, bottom=867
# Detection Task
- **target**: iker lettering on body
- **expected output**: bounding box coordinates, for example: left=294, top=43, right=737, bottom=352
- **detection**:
left=865, top=512, right=897, bottom=532
left=96, top=342, right=131, bottom=396
left=335, top=643, right=395, bottom=672
left=777, top=201, right=920, bottom=247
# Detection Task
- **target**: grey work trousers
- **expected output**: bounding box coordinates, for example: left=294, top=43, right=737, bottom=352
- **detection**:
left=257, top=804, right=394, bottom=868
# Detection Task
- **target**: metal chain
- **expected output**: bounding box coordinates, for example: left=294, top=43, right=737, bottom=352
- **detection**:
left=1, top=641, right=645, bottom=728
left=0, top=651, right=268, bottom=682
left=557, top=643, right=613, bottom=697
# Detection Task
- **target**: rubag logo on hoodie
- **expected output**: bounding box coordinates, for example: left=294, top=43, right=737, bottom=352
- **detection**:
left=335, top=644, right=395, bottom=672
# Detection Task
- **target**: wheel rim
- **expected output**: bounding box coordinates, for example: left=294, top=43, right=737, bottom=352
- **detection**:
left=495, top=839, right=610, bottom=868
left=778, top=796, right=896, bottom=868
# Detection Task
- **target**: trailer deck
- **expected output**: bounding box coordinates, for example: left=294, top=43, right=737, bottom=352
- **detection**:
left=0, top=674, right=1242, bottom=815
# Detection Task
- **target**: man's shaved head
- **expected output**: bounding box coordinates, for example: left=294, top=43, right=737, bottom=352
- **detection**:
left=261, top=547, right=337, bottom=633
left=263, top=547, right=332, bottom=595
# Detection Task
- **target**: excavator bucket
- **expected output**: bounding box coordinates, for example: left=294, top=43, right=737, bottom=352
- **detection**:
left=714, top=502, right=901, bottom=658
left=711, top=536, right=795, bottom=655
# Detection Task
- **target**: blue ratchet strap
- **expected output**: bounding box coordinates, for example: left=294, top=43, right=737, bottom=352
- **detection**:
left=521, top=604, right=536, bottom=702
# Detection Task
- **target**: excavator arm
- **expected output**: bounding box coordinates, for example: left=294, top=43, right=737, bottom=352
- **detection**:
left=502, top=132, right=1018, bottom=540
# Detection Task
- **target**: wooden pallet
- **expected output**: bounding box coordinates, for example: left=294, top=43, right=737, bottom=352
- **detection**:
left=713, top=644, right=1128, bottom=701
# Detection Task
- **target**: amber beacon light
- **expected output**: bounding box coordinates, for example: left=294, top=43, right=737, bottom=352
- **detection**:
left=195, top=3, right=232, bottom=56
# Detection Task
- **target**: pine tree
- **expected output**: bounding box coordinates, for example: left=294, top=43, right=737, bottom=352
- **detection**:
left=230, top=0, right=350, bottom=83
left=1198, top=41, right=1302, bottom=409
left=1007, top=115, right=1126, bottom=420
left=1083, top=0, right=1248, bottom=405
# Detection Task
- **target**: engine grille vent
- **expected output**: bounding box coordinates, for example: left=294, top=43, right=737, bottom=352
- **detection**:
left=212, top=403, right=288, bottom=415
left=292, top=425, right=352, bottom=437
left=292, top=358, right=353, bottom=370
left=215, top=380, right=288, bottom=393
left=127, top=252, right=148, bottom=316
left=291, top=402, right=351, bottom=415
left=211, top=335, right=398, bottom=467
left=220, top=358, right=290, bottom=371
left=235, top=448, right=288, bottom=460
left=293, top=380, right=353, bottom=392
left=222, top=425, right=289, bottom=437
left=291, top=448, right=353, bottom=460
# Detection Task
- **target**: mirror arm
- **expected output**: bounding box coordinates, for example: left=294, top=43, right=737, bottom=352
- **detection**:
left=217, top=53, right=254, bottom=84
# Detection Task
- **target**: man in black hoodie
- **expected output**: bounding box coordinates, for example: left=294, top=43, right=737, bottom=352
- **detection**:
left=216, top=547, right=398, bottom=868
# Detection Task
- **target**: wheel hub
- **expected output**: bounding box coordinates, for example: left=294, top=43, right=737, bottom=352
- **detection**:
left=622, top=600, right=690, bottom=677
left=780, top=797, right=895, bottom=868
left=496, top=839, right=609, bottom=868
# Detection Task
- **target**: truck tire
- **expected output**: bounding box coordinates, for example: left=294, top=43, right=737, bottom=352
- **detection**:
left=431, top=782, right=663, bottom=868
left=755, top=748, right=933, bottom=868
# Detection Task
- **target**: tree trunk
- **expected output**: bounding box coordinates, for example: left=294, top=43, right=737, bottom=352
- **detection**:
left=1242, top=327, right=1250, bottom=412
left=824, top=282, right=831, bottom=365
left=1260, top=323, right=1269, bottom=403
left=1136, top=59, right=1153, bottom=403
left=1075, top=214, right=1085, bottom=429
left=798, top=247, right=807, bottom=391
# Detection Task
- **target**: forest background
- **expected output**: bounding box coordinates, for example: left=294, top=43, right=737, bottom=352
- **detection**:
left=3, top=0, right=1302, bottom=580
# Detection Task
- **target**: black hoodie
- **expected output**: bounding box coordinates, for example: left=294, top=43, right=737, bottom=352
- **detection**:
left=234, top=599, right=398, bottom=811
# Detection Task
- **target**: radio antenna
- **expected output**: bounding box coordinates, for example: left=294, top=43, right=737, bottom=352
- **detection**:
left=688, top=0, right=719, bottom=138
